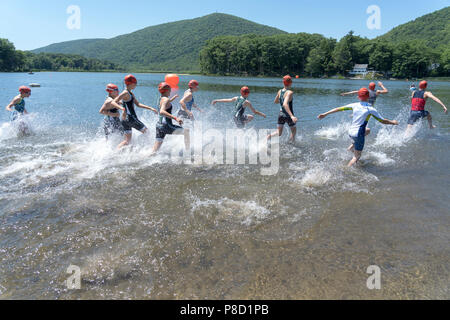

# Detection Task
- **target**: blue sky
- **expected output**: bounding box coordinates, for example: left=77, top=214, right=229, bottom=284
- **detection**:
left=1, top=0, right=448, bottom=51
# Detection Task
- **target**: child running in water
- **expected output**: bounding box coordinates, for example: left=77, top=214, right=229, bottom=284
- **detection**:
left=211, top=86, right=266, bottom=128
left=115, top=74, right=158, bottom=149
left=6, top=86, right=32, bottom=135
left=178, top=80, right=202, bottom=121
left=150, top=82, right=189, bottom=155
left=341, top=82, right=388, bottom=106
left=177, top=80, right=202, bottom=144
left=318, top=88, right=398, bottom=167
left=99, top=83, right=125, bottom=139
left=267, top=75, right=298, bottom=143
left=406, top=81, right=447, bottom=132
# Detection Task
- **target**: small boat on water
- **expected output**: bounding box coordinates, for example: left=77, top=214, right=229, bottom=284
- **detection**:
left=28, top=71, right=34, bottom=74
left=29, top=83, right=40, bottom=87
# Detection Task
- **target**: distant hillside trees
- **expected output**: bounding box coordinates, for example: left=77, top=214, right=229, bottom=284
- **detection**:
left=200, top=33, right=327, bottom=76
left=441, top=48, right=450, bottom=76
left=0, top=39, right=25, bottom=71
left=23, top=52, right=120, bottom=71
left=378, top=6, right=450, bottom=50
left=0, top=38, right=121, bottom=72
left=200, top=31, right=449, bottom=78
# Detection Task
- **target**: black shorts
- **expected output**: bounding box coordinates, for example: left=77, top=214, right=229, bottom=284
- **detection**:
left=277, top=112, right=296, bottom=127
left=233, top=115, right=249, bottom=128
left=156, top=123, right=184, bottom=141
left=104, top=116, right=123, bottom=136
left=407, top=110, right=429, bottom=125
left=121, top=116, right=147, bottom=134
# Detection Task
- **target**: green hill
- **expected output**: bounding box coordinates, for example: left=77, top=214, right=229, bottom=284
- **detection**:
left=378, top=6, right=450, bottom=49
left=32, top=13, right=286, bottom=72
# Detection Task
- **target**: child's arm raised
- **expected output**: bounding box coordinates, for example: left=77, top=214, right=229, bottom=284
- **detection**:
left=425, top=92, right=448, bottom=113
left=245, top=101, right=266, bottom=118
left=134, top=97, right=158, bottom=114
left=274, top=90, right=281, bottom=104
left=211, top=97, right=237, bottom=105
left=169, top=94, right=179, bottom=103
left=377, top=82, right=389, bottom=95
left=369, top=108, right=398, bottom=125
left=318, top=106, right=352, bottom=119
left=340, top=90, right=358, bottom=97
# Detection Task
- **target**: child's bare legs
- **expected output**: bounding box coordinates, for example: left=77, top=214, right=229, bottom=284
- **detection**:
left=348, top=150, right=362, bottom=167
left=267, top=126, right=283, bottom=140
left=117, top=128, right=147, bottom=150
left=117, top=133, right=132, bottom=149
left=150, top=140, right=163, bottom=156
left=288, top=126, right=297, bottom=143
left=244, top=115, right=254, bottom=125
left=150, top=128, right=188, bottom=156
left=427, top=113, right=436, bottom=129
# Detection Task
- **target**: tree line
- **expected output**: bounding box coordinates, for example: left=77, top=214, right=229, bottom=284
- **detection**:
left=199, top=32, right=450, bottom=78
left=0, top=38, right=122, bottom=72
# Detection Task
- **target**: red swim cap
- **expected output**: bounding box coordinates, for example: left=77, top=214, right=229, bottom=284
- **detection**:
left=283, top=75, right=293, bottom=86
left=19, top=86, right=31, bottom=93
left=419, top=80, right=427, bottom=89
left=158, top=82, right=171, bottom=94
left=188, top=80, right=199, bottom=89
left=106, top=83, right=118, bottom=93
left=369, top=82, right=376, bottom=90
left=240, top=86, right=250, bottom=96
left=358, top=88, right=370, bottom=99
left=124, top=74, right=137, bottom=85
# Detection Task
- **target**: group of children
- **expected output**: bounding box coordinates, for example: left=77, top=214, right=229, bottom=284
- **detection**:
left=6, top=75, right=447, bottom=167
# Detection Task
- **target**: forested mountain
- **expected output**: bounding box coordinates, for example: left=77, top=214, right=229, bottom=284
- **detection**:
left=32, top=13, right=286, bottom=71
left=378, top=6, right=449, bottom=49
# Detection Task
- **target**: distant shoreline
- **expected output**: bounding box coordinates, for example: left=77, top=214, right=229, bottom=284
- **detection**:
left=2, top=70, right=449, bottom=82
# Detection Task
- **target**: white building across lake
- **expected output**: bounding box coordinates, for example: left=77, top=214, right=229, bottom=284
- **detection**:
left=349, top=64, right=369, bottom=76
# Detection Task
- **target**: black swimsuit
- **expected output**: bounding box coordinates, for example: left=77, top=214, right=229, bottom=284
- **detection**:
left=277, top=89, right=296, bottom=127
left=121, top=90, right=147, bottom=133
left=156, top=97, right=183, bottom=141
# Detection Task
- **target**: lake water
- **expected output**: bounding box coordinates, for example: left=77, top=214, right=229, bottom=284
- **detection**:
left=0, top=72, right=449, bottom=299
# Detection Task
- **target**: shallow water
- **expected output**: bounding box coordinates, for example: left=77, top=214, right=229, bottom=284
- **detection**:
left=0, top=72, right=449, bottom=299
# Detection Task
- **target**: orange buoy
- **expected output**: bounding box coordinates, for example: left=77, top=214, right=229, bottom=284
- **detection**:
left=296, top=75, right=300, bottom=79
left=165, top=74, right=179, bottom=89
